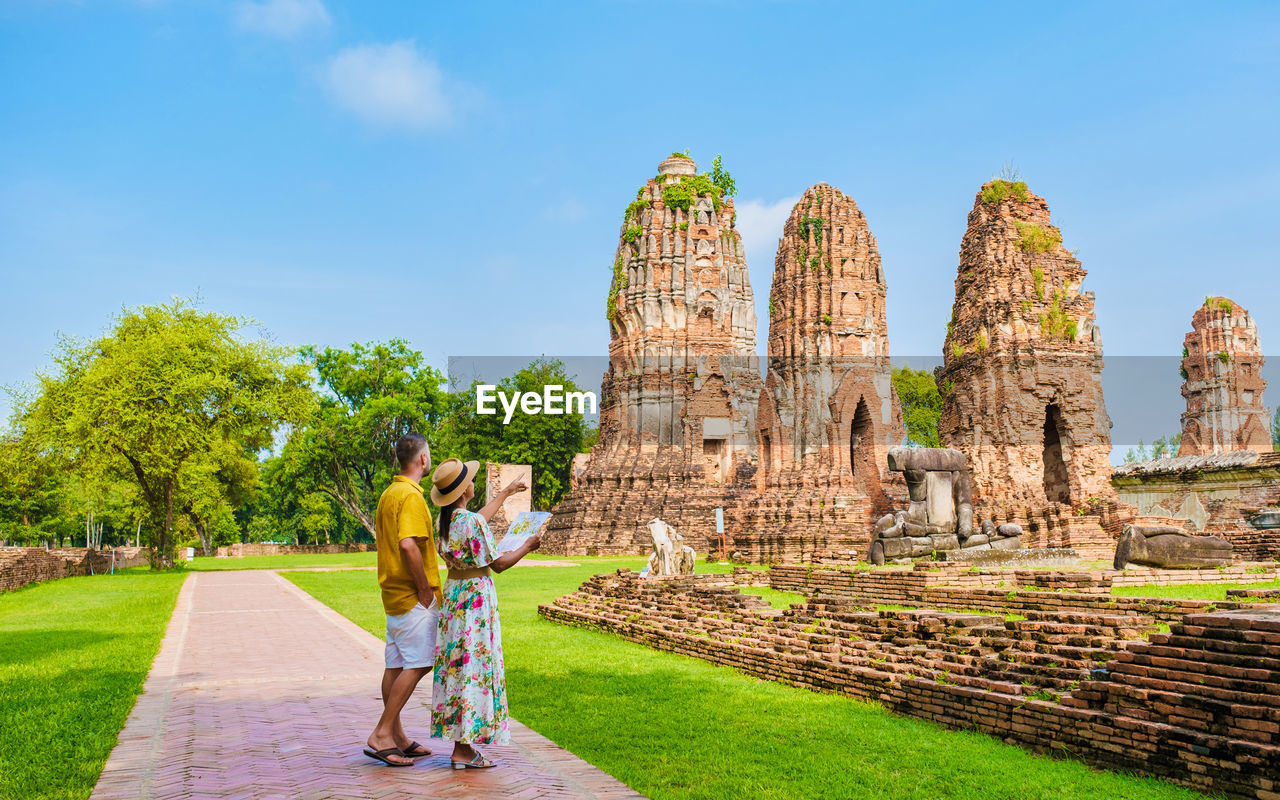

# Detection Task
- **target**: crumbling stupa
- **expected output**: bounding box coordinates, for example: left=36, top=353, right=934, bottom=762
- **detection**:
left=542, top=155, right=762, bottom=555
left=1178, top=297, right=1270, bottom=456
left=736, top=184, right=904, bottom=561
left=936, top=180, right=1119, bottom=553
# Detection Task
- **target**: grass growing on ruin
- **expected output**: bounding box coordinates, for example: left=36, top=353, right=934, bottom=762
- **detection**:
left=981, top=179, right=1029, bottom=204
left=1015, top=221, right=1062, bottom=253
left=739, top=586, right=807, bottom=609
left=288, top=560, right=1201, bottom=800
left=877, top=603, right=1028, bottom=622
left=1112, top=579, right=1280, bottom=601
left=0, top=568, right=186, bottom=800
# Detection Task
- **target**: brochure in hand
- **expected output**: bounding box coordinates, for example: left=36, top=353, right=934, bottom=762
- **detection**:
left=495, top=511, right=551, bottom=554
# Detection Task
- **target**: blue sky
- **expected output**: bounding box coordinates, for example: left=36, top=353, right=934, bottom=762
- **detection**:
left=2, top=1, right=1278, bottom=445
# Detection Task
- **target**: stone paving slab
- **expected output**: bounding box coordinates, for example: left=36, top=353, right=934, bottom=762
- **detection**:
left=90, top=570, right=645, bottom=800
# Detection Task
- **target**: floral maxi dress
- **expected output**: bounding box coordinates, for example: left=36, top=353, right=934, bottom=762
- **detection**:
left=431, top=509, right=509, bottom=745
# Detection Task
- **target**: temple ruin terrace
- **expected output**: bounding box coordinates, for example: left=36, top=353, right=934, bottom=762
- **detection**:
left=534, top=156, right=1280, bottom=800
left=547, top=165, right=1279, bottom=566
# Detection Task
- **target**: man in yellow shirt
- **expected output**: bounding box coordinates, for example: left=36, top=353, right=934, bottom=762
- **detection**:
left=363, top=433, right=445, bottom=767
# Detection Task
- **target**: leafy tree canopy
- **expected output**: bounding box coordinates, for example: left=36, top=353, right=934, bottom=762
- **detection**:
left=891, top=366, right=943, bottom=449
left=22, top=299, right=312, bottom=567
left=1123, top=433, right=1182, bottom=463
left=0, top=432, right=67, bottom=545
left=284, top=340, right=449, bottom=535
left=437, top=358, right=592, bottom=510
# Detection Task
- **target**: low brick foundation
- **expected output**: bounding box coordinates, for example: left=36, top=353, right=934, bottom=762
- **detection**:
left=767, top=561, right=1280, bottom=622
left=212, top=542, right=375, bottom=558
left=0, top=546, right=150, bottom=592
left=541, top=568, right=1280, bottom=798
left=1231, top=529, right=1280, bottom=562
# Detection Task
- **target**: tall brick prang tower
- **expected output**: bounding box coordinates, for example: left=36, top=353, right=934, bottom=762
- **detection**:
left=1178, top=297, right=1270, bottom=456
left=543, top=155, right=762, bottom=555
left=936, top=181, right=1118, bottom=547
left=735, top=184, right=904, bottom=561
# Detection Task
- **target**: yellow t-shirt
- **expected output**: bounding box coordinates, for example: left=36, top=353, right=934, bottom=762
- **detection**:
left=375, top=475, right=444, bottom=616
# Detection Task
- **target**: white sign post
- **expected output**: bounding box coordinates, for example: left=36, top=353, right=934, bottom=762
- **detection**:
left=715, top=508, right=727, bottom=564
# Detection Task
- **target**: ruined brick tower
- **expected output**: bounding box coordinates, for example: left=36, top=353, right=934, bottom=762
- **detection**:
left=1178, top=297, right=1270, bottom=456
left=937, top=181, right=1118, bottom=547
left=735, top=184, right=904, bottom=561
left=543, top=155, right=762, bottom=555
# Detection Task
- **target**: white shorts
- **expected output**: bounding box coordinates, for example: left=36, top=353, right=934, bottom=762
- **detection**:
left=384, top=598, right=438, bottom=670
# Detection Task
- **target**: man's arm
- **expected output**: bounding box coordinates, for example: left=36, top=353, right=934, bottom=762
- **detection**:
left=399, top=537, right=435, bottom=609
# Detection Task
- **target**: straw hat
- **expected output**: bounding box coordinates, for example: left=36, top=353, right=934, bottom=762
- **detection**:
left=430, top=458, right=480, bottom=506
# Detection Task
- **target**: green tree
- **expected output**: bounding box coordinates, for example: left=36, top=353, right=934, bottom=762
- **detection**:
left=437, top=358, right=592, bottom=510
left=581, top=422, right=600, bottom=452
left=61, top=472, right=144, bottom=549
left=711, top=154, right=736, bottom=198
left=23, top=299, right=312, bottom=567
left=891, top=366, right=943, bottom=448
left=1124, top=433, right=1181, bottom=463
left=0, top=432, right=68, bottom=545
left=1150, top=433, right=1181, bottom=459
left=1, top=419, right=147, bottom=548
left=247, top=446, right=356, bottom=545
left=1123, top=440, right=1149, bottom=463
left=286, top=340, right=449, bottom=534
left=176, top=437, right=259, bottom=555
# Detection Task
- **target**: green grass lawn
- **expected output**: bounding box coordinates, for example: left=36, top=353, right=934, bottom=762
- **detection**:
left=0, top=568, right=186, bottom=800
left=286, top=559, right=1202, bottom=800
left=1112, top=578, right=1280, bottom=601
left=184, top=550, right=379, bottom=571
left=738, top=585, right=807, bottom=609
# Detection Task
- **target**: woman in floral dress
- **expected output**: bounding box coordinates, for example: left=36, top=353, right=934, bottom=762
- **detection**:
left=428, top=458, right=541, bottom=769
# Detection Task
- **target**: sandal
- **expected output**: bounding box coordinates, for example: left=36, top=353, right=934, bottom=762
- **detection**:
left=401, top=741, right=431, bottom=758
left=451, top=751, right=497, bottom=770
left=363, top=746, right=413, bottom=767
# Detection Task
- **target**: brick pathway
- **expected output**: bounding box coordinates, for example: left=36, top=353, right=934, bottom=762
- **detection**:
left=91, top=570, right=645, bottom=800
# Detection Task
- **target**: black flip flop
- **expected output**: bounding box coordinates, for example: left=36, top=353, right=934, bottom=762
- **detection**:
left=363, top=746, right=413, bottom=767
left=402, top=741, right=431, bottom=758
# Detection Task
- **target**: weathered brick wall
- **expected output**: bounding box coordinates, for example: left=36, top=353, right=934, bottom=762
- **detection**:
left=937, top=183, right=1116, bottom=522
left=0, top=548, right=77, bottom=591
left=542, top=570, right=1280, bottom=798
left=485, top=462, right=532, bottom=535
left=545, top=155, right=762, bottom=557
left=1114, top=451, right=1280, bottom=561
left=766, top=561, right=1279, bottom=622
left=0, top=546, right=150, bottom=592
left=213, top=542, right=375, bottom=558
left=1178, top=298, right=1270, bottom=456
left=735, top=184, right=906, bottom=562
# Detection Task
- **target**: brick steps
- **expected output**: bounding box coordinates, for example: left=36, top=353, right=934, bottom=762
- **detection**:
left=543, top=568, right=1280, bottom=798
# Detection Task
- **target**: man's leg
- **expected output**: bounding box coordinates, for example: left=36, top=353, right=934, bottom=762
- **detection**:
left=369, top=618, right=413, bottom=765
left=368, top=601, right=435, bottom=762
left=376, top=665, right=407, bottom=742
left=380, top=667, right=401, bottom=705
left=380, top=667, right=413, bottom=750
left=391, top=598, right=436, bottom=752
left=367, top=666, right=430, bottom=761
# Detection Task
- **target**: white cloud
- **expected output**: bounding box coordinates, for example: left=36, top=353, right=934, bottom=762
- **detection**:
left=734, top=195, right=799, bottom=270
left=325, top=41, right=455, bottom=132
left=234, top=0, right=330, bottom=39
